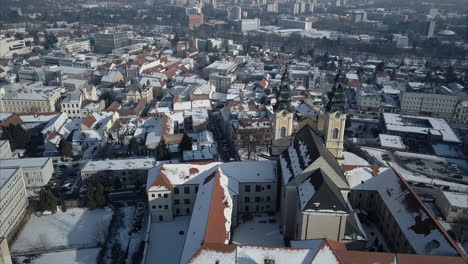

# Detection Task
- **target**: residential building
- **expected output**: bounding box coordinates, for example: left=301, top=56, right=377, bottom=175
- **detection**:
left=204, top=60, right=238, bottom=76
left=0, top=140, right=12, bottom=160
left=381, top=113, right=462, bottom=145
left=0, top=157, right=54, bottom=187
left=345, top=165, right=464, bottom=256
left=60, top=91, right=83, bottom=118
left=0, top=168, right=28, bottom=242
left=61, top=39, right=91, bottom=54
left=453, top=101, right=468, bottom=124
left=209, top=73, right=236, bottom=93
left=400, top=92, right=458, bottom=119
left=0, top=237, right=12, bottom=264
left=238, top=19, right=261, bottom=32
left=0, top=35, right=28, bottom=58
left=279, top=18, right=312, bottom=31
left=435, top=190, right=468, bottom=224
left=147, top=161, right=277, bottom=223
left=392, top=34, right=408, bottom=48
left=0, top=83, right=64, bottom=113
left=355, top=88, right=381, bottom=110
left=95, top=31, right=129, bottom=54
left=81, top=158, right=156, bottom=187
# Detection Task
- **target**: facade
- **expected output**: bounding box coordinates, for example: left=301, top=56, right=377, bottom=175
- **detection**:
left=81, top=158, right=155, bottom=187
left=95, top=31, right=129, bottom=54
left=209, top=73, right=236, bottom=93
left=346, top=165, right=463, bottom=256
left=323, top=112, right=346, bottom=159
left=435, top=190, right=468, bottom=224
left=0, top=168, right=28, bottom=242
left=279, top=19, right=312, bottom=31
left=393, top=34, right=408, bottom=48
left=238, top=19, right=260, bottom=32
left=453, top=101, right=468, bottom=124
left=0, top=141, right=12, bottom=160
left=60, top=92, right=83, bottom=119
left=279, top=126, right=363, bottom=244
left=0, top=35, right=27, bottom=58
left=355, top=88, right=381, bottom=110
left=0, top=237, right=12, bottom=264
left=400, top=92, right=458, bottom=119
left=0, top=157, right=54, bottom=187
left=204, top=60, right=238, bottom=76
left=62, top=39, right=91, bottom=54
left=147, top=161, right=277, bottom=223
left=0, top=84, right=64, bottom=113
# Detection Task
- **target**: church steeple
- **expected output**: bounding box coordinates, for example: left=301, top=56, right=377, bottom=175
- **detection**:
left=274, top=67, right=294, bottom=113
left=326, top=70, right=346, bottom=113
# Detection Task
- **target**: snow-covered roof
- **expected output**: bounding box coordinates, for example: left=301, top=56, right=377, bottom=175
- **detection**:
left=1, top=157, right=52, bottom=169
left=82, top=158, right=155, bottom=172
left=441, top=191, right=468, bottom=209
left=383, top=113, right=461, bottom=143
left=379, top=134, right=405, bottom=150
left=0, top=168, right=19, bottom=189
left=346, top=166, right=461, bottom=256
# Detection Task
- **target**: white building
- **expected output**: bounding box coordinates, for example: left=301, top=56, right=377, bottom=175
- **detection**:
left=355, top=88, right=381, bottom=110
left=392, top=34, right=408, bottom=48
left=204, top=60, right=238, bottom=76
left=0, top=140, right=12, bottom=160
left=0, top=157, right=54, bottom=187
left=0, top=168, right=28, bottom=241
left=60, top=91, right=83, bottom=119
left=209, top=73, right=236, bottom=93
left=435, top=190, right=468, bottom=224
left=0, top=83, right=64, bottom=113
left=400, top=92, right=458, bottom=119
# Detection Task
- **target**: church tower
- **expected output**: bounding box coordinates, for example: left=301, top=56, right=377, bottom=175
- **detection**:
left=324, top=70, right=347, bottom=159
left=271, top=70, right=294, bottom=156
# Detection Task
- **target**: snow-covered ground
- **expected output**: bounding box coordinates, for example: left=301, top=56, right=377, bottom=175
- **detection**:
left=341, top=151, right=370, bottom=166
left=232, top=213, right=284, bottom=247
left=360, top=221, right=390, bottom=252
left=14, top=248, right=100, bottom=264
left=146, top=216, right=191, bottom=264
left=13, top=208, right=113, bottom=253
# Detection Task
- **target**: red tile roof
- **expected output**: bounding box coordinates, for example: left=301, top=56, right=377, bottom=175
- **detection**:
left=204, top=169, right=230, bottom=244
left=0, top=114, right=22, bottom=129
left=81, top=114, right=97, bottom=128
left=151, top=169, right=174, bottom=191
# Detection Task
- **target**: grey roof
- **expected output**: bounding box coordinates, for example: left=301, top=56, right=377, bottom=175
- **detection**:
left=281, top=125, right=344, bottom=184
left=301, top=169, right=349, bottom=212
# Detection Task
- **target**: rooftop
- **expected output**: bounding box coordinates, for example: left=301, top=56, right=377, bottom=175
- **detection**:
left=82, top=158, right=155, bottom=172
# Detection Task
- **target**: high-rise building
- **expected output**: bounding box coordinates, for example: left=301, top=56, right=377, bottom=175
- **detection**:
left=426, top=19, right=436, bottom=38
left=229, top=6, right=242, bottom=20
left=186, top=7, right=204, bottom=29
left=95, top=31, right=129, bottom=54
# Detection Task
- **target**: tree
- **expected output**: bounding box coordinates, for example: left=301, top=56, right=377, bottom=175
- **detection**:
left=86, top=185, right=97, bottom=209
left=156, top=138, right=171, bottom=160
left=95, top=183, right=107, bottom=208
left=39, top=189, right=58, bottom=212
left=59, top=138, right=73, bottom=157
left=178, top=133, right=193, bottom=153
left=1, top=124, right=30, bottom=150
left=128, top=137, right=139, bottom=155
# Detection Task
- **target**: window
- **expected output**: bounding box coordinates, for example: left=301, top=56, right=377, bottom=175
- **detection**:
left=174, top=199, right=180, bottom=205
left=245, top=206, right=249, bottom=212
left=332, top=128, right=339, bottom=139
left=451, top=208, right=458, bottom=213
left=159, top=215, right=163, bottom=221
left=255, top=197, right=261, bottom=202
left=184, top=199, right=190, bottom=204
left=267, top=185, right=271, bottom=190
left=176, top=208, right=180, bottom=214
left=266, top=196, right=271, bottom=201
left=174, top=187, right=179, bottom=194
left=255, top=185, right=261, bottom=192
left=245, top=185, right=251, bottom=192
left=163, top=194, right=168, bottom=198
left=158, top=205, right=162, bottom=209
left=184, top=187, right=190, bottom=194
left=280, top=127, right=286, bottom=137
left=152, top=205, right=156, bottom=209
left=164, top=205, right=168, bottom=209
left=158, top=194, right=162, bottom=198
left=186, top=208, right=190, bottom=214
left=244, top=197, right=250, bottom=202
left=195, top=186, right=198, bottom=193
left=151, top=194, right=155, bottom=198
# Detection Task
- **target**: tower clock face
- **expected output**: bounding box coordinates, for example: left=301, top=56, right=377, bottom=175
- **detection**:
left=282, top=111, right=287, bottom=117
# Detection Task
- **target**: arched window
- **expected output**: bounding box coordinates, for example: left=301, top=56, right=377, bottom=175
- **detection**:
left=332, top=128, right=339, bottom=139
left=280, top=127, right=286, bottom=138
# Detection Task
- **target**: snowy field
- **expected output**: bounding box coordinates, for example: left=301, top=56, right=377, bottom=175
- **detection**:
left=14, top=248, right=100, bottom=264
left=13, top=208, right=113, bottom=253
left=146, top=216, right=191, bottom=264
left=232, top=213, right=284, bottom=247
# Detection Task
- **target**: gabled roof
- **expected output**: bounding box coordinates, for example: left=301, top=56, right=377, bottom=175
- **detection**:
left=299, top=170, right=349, bottom=213
left=280, top=125, right=345, bottom=186
left=81, top=114, right=97, bottom=128
left=150, top=169, right=174, bottom=191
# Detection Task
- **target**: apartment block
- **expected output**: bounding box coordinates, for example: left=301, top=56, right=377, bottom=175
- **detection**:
left=0, top=168, right=28, bottom=242
left=0, top=157, right=54, bottom=187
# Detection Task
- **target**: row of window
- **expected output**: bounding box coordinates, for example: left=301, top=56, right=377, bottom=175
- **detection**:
left=174, top=186, right=198, bottom=195
left=244, top=184, right=271, bottom=193
left=244, top=196, right=271, bottom=203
